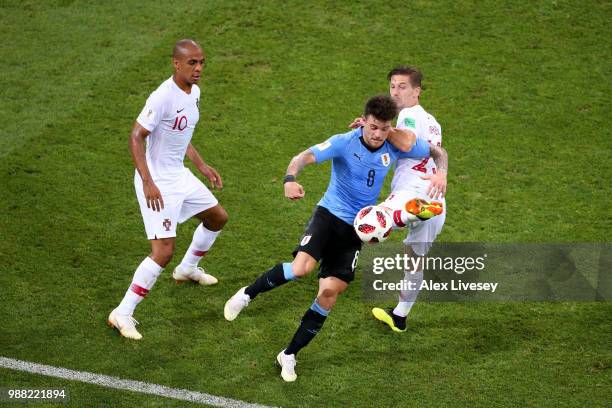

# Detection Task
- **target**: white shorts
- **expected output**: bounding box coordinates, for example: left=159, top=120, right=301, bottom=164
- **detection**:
left=382, top=188, right=446, bottom=257
left=134, top=168, right=218, bottom=239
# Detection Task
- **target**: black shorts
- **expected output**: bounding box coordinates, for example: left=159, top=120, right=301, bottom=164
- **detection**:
left=293, top=206, right=363, bottom=283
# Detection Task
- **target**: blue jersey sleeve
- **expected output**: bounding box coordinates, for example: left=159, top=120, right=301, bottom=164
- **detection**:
left=398, top=137, right=430, bottom=159
left=309, top=133, right=351, bottom=163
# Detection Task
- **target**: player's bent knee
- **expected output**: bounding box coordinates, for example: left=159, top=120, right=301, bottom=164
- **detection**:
left=291, top=259, right=316, bottom=277
left=318, top=287, right=340, bottom=299
left=202, top=206, right=228, bottom=231
left=214, top=207, right=229, bottom=229
left=316, top=292, right=339, bottom=310
left=154, top=248, right=174, bottom=266
left=150, top=240, right=175, bottom=267
left=291, top=265, right=311, bottom=277
left=151, top=252, right=173, bottom=267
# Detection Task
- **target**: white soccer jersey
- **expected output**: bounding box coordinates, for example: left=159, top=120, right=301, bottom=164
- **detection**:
left=391, top=105, right=442, bottom=192
left=136, top=77, right=201, bottom=180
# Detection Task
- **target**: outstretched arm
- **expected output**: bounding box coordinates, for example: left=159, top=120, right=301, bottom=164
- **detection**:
left=186, top=143, right=223, bottom=189
left=421, top=144, right=448, bottom=199
left=284, top=149, right=317, bottom=200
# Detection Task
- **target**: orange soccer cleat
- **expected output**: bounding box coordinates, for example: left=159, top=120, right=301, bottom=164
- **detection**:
left=405, top=198, right=444, bottom=221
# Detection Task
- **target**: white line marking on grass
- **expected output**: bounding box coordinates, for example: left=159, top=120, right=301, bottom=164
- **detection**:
left=0, top=357, right=275, bottom=408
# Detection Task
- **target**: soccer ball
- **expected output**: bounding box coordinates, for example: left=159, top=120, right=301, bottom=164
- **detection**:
left=353, top=205, right=393, bottom=243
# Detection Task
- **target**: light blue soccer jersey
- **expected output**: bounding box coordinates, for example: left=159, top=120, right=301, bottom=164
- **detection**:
left=309, top=127, right=430, bottom=224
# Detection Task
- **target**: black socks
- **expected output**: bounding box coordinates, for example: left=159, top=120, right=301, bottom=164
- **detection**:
left=285, top=305, right=328, bottom=356
left=244, top=263, right=289, bottom=300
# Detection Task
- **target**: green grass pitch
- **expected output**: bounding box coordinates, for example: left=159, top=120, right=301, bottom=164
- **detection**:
left=0, top=1, right=610, bottom=407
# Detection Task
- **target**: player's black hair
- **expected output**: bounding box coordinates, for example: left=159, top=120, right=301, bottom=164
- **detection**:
left=387, top=66, right=423, bottom=88
left=364, top=95, right=398, bottom=122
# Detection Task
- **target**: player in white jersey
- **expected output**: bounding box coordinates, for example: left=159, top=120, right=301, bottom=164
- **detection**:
left=350, top=66, right=447, bottom=332
left=373, top=66, right=447, bottom=332
left=108, top=39, right=228, bottom=340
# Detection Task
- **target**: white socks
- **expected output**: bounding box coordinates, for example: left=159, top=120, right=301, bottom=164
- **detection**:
left=115, top=224, right=221, bottom=316
left=116, top=257, right=163, bottom=316
left=179, top=224, right=220, bottom=269
left=393, top=268, right=423, bottom=318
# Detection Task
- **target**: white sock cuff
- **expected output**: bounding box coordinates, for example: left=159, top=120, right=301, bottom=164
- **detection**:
left=133, top=257, right=164, bottom=289
left=192, top=223, right=220, bottom=252
left=200, top=223, right=221, bottom=237
left=142, top=256, right=163, bottom=274
left=393, top=302, right=412, bottom=317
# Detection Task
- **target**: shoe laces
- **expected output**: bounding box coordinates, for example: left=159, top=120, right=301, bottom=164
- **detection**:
left=117, top=314, right=139, bottom=329
left=194, top=266, right=213, bottom=279
left=126, top=316, right=139, bottom=327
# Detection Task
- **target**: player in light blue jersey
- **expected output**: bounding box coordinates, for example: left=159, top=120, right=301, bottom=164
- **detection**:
left=224, top=95, right=448, bottom=381
left=312, top=125, right=428, bottom=224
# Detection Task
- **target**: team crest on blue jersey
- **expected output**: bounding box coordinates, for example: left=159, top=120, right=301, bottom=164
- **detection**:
left=381, top=153, right=391, bottom=167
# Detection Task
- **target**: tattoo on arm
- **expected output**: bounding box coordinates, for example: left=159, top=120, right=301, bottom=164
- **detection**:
left=286, top=150, right=316, bottom=177
left=429, top=144, right=448, bottom=172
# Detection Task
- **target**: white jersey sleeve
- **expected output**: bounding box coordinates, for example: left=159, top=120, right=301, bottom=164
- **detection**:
left=137, top=90, right=169, bottom=132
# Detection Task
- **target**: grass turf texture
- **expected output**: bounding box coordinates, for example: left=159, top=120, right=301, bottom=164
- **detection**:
left=0, top=0, right=610, bottom=407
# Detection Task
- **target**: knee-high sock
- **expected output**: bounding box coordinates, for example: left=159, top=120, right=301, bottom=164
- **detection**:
left=179, top=224, right=220, bottom=269
left=393, top=268, right=423, bottom=317
left=244, top=263, right=296, bottom=300
left=116, top=257, right=163, bottom=316
left=285, top=299, right=329, bottom=356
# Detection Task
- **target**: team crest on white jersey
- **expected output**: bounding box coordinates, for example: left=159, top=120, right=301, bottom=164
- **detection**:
left=301, top=235, right=312, bottom=246
left=381, top=153, right=390, bottom=167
